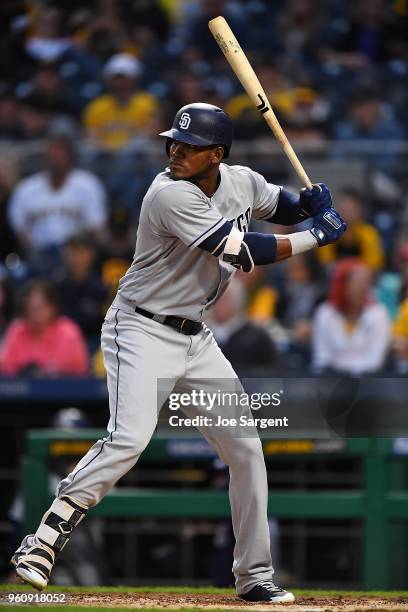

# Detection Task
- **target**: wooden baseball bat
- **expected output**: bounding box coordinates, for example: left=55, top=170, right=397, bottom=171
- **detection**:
left=208, top=16, right=313, bottom=190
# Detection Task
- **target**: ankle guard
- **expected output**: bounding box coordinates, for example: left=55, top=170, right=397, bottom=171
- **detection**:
left=36, top=496, right=87, bottom=552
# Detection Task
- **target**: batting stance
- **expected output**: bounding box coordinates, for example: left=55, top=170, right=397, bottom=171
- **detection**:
left=12, top=103, right=346, bottom=603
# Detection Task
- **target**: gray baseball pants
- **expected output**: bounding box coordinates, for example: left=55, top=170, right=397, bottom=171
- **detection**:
left=57, top=298, right=274, bottom=594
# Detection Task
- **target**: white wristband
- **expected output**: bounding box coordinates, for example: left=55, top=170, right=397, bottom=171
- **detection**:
left=276, top=230, right=318, bottom=256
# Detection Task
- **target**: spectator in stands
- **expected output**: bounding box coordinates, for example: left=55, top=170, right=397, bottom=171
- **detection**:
left=320, top=0, right=404, bottom=66
left=8, top=135, right=107, bottom=271
left=375, top=241, right=408, bottom=319
left=209, top=276, right=277, bottom=376
left=0, top=89, right=22, bottom=140
left=0, top=1, right=35, bottom=86
left=0, top=279, right=89, bottom=377
left=17, top=102, right=49, bottom=141
left=53, top=233, right=109, bottom=340
left=317, top=188, right=384, bottom=271
left=312, top=258, right=391, bottom=375
left=227, top=61, right=329, bottom=142
left=277, top=0, right=325, bottom=66
left=333, top=89, right=405, bottom=173
left=182, top=0, right=248, bottom=61
left=226, top=64, right=293, bottom=140
left=235, top=267, right=278, bottom=325
left=83, top=53, right=158, bottom=150
left=169, top=72, right=224, bottom=123
left=276, top=86, right=330, bottom=142
left=118, top=0, right=170, bottom=44
left=21, top=64, right=78, bottom=120
left=25, top=7, right=71, bottom=63
left=278, top=251, right=327, bottom=352
left=73, top=9, right=123, bottom=67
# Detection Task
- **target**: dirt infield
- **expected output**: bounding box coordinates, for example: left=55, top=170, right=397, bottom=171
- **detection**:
left=67, top=592, right=408, bottom=611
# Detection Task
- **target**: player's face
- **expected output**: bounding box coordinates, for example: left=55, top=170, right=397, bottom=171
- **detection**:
left=169, top=140, right=223, bottom=181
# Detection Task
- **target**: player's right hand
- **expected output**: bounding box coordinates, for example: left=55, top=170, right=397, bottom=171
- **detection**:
left=310, top=208, right=347, bottom=246
left=300, top=183, right=332, bottom=216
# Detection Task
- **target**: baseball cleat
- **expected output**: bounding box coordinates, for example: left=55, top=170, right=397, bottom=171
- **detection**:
left=11, top=541, right=55, bottom=590
left=239, top=581, right=295, bottom=604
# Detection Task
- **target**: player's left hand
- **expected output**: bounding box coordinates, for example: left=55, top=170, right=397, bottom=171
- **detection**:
left=300, top=183, right=333, bottom=216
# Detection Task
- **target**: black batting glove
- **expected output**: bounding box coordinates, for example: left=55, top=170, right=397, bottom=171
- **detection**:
left=300, top=183, right=333, bottom=217
left=310, top=208, right=347, bottom=246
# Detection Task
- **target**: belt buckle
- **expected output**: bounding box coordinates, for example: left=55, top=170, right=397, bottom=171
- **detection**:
left=180, top=318, right=188, bottom=333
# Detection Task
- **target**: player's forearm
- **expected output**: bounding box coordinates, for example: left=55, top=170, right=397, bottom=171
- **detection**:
left=275, top=231, right=318, bottom=260
left=243, top=230, right=318, bottom=266
left=275, top=237, right=292, bottom=261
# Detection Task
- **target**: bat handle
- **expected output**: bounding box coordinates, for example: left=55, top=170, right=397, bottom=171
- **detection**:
left=290, top=160, right=313, bottom=190
left=279, top=130, right=313, bottom=190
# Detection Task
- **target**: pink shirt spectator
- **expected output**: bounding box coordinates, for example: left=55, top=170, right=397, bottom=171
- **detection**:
left=0, top=316, right=89, bottom=376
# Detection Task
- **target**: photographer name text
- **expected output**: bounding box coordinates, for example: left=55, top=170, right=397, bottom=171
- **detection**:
left=169, top=414, right=288, bottom=429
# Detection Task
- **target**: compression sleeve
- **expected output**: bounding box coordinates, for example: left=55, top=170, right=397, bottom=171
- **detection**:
left=267, top=188, right=309, bottom=225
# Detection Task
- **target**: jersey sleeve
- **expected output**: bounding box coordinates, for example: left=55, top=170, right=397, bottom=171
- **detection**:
left=148, top=183, right=227, bottom=249
left=246, top=168, right=281, bottom=221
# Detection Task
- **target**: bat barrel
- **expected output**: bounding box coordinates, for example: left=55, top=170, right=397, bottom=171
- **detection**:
left=208, top=16, right=313, bottom=190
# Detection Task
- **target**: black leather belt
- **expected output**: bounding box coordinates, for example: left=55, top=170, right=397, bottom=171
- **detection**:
left=135, top=306, right=202, bottom=336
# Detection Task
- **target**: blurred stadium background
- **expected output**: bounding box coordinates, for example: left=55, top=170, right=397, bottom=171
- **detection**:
left=1, top=0, right=408, bottom=591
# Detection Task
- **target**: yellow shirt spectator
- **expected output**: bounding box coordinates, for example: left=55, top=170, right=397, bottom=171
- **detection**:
left=248, top=286, right=277, bottom=323
left=318, top=188, right=385, bottom=271
left=227, top=87, right=318, bottom=123
left=317, top=222, right=384, bottom=270
left=92, top=347, right=106, bottom=378
left=84, top=92, right=157, bottom=150
left=84, top=53, right=158, bottom=150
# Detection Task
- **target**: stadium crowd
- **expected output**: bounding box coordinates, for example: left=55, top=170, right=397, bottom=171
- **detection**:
left=1, top=0, right=408, bottom=377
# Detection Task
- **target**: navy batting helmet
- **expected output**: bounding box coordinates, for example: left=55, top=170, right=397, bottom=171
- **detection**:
left=159, top=103, right=233, bottom=158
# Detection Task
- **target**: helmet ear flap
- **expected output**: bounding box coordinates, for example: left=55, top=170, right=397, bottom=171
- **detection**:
left=165, top=138, right=173, bottom=157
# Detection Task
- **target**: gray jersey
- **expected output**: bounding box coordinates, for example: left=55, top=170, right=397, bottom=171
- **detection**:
left=117, top=163, right=280, bottom=321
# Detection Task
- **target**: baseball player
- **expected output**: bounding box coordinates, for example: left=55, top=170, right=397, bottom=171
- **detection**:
left=11, top=103, right=346, bottom=603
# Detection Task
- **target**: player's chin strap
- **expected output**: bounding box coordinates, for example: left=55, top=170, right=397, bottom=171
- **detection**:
left=213, top=226, right=254, bottom=273
left=35, top=496, right=88, bottom=552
